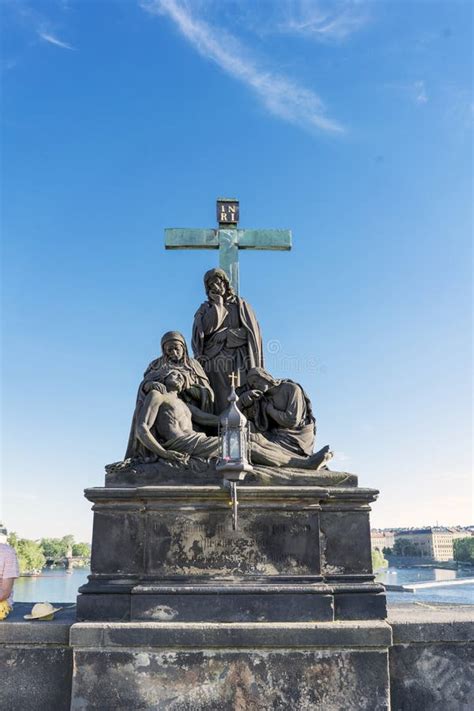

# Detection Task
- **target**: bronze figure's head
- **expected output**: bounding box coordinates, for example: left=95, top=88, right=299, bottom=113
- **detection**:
left=247, top=367, right=277, bottom=393
left=163, top=369, right=186, bottom=393
left=203, top=268, right=234, bottom=300
left=161, top=331, right=187, bottom=363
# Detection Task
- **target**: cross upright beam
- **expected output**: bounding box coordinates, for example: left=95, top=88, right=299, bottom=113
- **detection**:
left=164, top=198, right=292, bottom=294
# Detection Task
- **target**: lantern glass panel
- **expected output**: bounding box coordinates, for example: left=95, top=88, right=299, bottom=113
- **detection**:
left=240, top=430, right=247, bottom=458
left=228, top=430, right=241, bottom=459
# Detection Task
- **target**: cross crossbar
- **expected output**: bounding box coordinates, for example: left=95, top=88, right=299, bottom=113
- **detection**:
left=164, top=227, right=291, bottom=293
left=164, top=200, right=292, bottom=293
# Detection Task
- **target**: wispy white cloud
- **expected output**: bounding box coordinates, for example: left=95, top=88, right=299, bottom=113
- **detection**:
left=2, top=1, right=76, bottom=53
left=140, top=0, right=344, bottom=134
left=38, top=30, right=75, bottom=51
left=274, top=0, right=370, bottom=42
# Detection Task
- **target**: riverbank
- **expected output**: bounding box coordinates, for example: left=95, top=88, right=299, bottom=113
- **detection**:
left=386, top=555, right=474, bottom=570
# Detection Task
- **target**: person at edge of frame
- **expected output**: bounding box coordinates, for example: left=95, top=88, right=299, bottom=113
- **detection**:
left=0, top=541, right=20, bottom=620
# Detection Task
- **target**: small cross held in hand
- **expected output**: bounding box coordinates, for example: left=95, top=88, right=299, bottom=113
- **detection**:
left=228, top=372, right=239, bottom=389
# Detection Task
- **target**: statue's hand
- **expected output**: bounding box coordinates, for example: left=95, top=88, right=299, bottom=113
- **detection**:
left=265, top=402, right=278, bottom=417
left=239, top=389, right=263, bottom=408
left=184, top=385, right=200, bottom=400
left=238, top=392, right=253, bottom=408
left=208, top=291, right=223, bottom=305
left=161, top=450, right=189, bottom=465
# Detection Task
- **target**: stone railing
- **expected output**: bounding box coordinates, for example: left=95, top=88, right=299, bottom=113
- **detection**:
left=1, top=602, right=472, bottom=710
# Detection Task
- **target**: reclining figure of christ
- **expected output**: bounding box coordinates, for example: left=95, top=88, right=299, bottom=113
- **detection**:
left=135, top=369, right=331, bottom=469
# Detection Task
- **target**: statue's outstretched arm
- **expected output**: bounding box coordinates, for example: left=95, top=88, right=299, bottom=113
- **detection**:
left=188, top=404, right=219, bottom=427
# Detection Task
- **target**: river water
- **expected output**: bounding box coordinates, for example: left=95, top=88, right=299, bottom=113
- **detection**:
left=375, top=566, right=474, bottom=605
left=14, top=568, right=90, bottom=604
left=13, top=566, right=474, bottom=605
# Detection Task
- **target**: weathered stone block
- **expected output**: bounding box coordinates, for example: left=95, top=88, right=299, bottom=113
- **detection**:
left=320, top=507, right=373, bottom=577
left=105, top=461, right=359, bottom=488
left=70, top=620, right=392, bottom=711
left=143, top=506, right=322, bottom=577
left=131, top=589, right=334, bottom=622
left=388, top=604, right=474, bottom=710
left=390, top=642, right=473, bottom=710
left=90, top=503, right=145, bottom=576
left=0, top=647, right=73, bottom=711
left=79, top=484, right=385, bottom=622
left=76, top=592, right=131, bottom=622
left=71, top=647, right=390, bottom=710
left=69, top=619, right=393, bottom=648
left=0, top=603, right=74, bottom=711
left=334, top=591, right=387, bottom=620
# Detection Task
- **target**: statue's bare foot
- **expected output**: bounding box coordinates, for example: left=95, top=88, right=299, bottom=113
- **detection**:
left=317, top=447, right=333, bottom=470
left=305, top=445, right=333, bottom=470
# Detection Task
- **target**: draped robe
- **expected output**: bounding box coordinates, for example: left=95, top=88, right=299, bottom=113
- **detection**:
left=192, top=295, right=264, bottom=414
left=243, top=380, right=316, bottom=458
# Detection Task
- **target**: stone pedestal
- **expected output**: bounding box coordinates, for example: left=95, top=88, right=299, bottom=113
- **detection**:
left=77, top=477, right=386, bottom=623
left=70, top=620, right=392, bottom=710
left=73, top=467, right=389, bottom=708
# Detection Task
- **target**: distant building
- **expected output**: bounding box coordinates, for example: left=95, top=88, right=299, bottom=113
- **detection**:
left=393, top=527, right=470, bottom=562
left=371, top=529, right=395, bottom=552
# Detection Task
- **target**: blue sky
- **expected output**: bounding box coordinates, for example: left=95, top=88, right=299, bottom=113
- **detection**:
left=1, top=0, right=472, bottom=541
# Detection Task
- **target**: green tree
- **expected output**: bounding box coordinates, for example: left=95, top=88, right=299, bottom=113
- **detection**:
left=454, top=537, right=474, bottom=563
left=8, top=534, right=45, bottom=574
left=61, top=535, right=75, bottom=549
left=40, top=535, right=77, bottom=559
left=393, top=540, right=420, bottom=557
left=7, top=531, right=18, bottom=548
left=72, top=542, right=91, bottom=558
left=40, top=538, right=66, bottom=559
left=372, top=549, right=388, bottom=570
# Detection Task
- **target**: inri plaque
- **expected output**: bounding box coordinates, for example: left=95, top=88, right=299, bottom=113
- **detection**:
left=217, top=198, right=239, bottom=226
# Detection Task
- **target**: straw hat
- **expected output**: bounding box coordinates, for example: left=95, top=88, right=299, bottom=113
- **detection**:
left=24, top=602, right=62, bottom=620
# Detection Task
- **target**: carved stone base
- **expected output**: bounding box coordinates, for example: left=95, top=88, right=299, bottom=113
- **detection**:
left=105, top=459, right=358, bottom=487
left=69, top=620, right=392, bottom=710
left=77, top=480, right=386, bottom=622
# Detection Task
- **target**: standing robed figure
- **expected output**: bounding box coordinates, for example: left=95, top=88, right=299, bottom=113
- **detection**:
left=192, top=268, right=264, bottom=413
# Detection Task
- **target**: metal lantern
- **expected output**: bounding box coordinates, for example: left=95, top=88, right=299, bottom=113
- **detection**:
left=216, top=384, right=253, bottom=482
left=217, top=380, right=253, bottom=530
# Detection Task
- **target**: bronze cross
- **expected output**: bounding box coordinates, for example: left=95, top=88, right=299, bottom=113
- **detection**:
left=164, top=198, right=292, bottom=294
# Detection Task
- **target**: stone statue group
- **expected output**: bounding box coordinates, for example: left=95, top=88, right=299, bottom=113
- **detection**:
left=126, top=268, right=332, bottom=470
